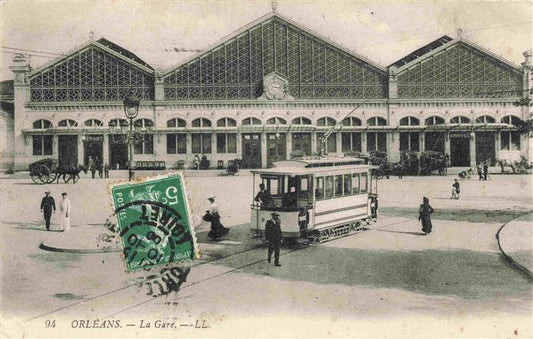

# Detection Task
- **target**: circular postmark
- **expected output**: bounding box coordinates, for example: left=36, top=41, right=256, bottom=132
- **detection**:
left=114, top=200, right=194, bottom=271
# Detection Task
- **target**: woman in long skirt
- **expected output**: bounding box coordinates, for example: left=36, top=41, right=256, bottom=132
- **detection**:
left=418, top=197, right=434, bottom=235
left=206, top=196, right=230, bottom=241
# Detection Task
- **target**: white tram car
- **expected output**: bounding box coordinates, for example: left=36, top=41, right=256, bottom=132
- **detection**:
left=250, top=158, right=378, bottom=243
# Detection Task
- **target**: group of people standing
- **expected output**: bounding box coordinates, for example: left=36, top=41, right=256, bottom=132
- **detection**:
left=87, top=156, right=109, bottom=179
left=40, top=191, right=71, bottom=231
left=477, top=163, right=489, bottom=181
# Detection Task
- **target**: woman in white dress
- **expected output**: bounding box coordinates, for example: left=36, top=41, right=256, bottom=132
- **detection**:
left=59, top=192, right=71, bottom=231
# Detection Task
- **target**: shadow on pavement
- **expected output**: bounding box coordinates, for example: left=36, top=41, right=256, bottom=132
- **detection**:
left=214, top=246, right=532, bottom=301
left=381, top=207, right=530, bottom=224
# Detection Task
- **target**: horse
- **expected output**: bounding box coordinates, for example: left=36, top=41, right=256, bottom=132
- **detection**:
left=55, top=164, right=88, bottom=184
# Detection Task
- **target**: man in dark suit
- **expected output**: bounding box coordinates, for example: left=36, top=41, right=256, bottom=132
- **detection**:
left=40, top=191, right=56, bottom=231
left=254, top=183, right=273, bottom=206
left=265, top=212, right=282, bottom=267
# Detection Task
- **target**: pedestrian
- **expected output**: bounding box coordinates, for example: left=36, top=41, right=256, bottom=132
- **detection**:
left=483, top=163, right=489, bottom=181
left=59, top=192, right=71, bottom=231
left=418, top=197, right=434, bottom=235
left=451, top=179, right=460, bottom=199
left=40, top=191, right=56, bottom=231
left=255, top=183, right=273, bottom=206
left=194, top=154, right=200, bottom=170
left=104, top=162, right=110, bottom=179
left=95, top=156, right=102, bottom=178
left=205, top=196, right=230, bottom=241
left=88, top=156, right=95, bottom=179
left=398, top=163, right=404, bottom=179
left=476, top=163, right=483, bottom=181
left=265, top=212, right=282, bottom=267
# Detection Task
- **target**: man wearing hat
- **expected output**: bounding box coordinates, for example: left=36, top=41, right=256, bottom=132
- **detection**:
left=265, top=212, right=282, bottom=266
left=40, top=191, right=56, bottom=231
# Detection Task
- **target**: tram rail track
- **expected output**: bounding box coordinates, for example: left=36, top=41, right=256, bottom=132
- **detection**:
left=26, top=216, right=406, bottom=323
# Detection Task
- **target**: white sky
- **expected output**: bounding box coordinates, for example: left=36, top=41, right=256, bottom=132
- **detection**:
left=1, top=1, right=532, bottom=81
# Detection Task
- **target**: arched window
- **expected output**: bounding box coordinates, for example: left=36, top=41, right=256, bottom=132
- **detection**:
left=342, top=117, right=362, bottom=127
left=266, top=117, right=287, bottom=125
left=399, top=116, right=420, bottom=126
left=501, top=115, right=520, bottom=126
left=317, top=117, right=336, bottom=126
left=450, top=116, right=470, bottom=124
left=109, top=119, right=128, bottom=127
left=367, top=117, right=387, bottom=126
left=217, top=118, right=237, bottom=127
left=425, top=116, right=445, bottom=125
left=167, top=118, right=186, bottom=128
left=33, top=119, right=52, bottom=129
left=242, top=117, right=261, bottom=125
left=475, top=115, right=496, bottom=124
left=192, top=118, right=212, bottom=127
left=134, top=119, right=154, bottom=128
left=84, top=119, right=103, bottom=127
left=291, top=117, right=311, bottom=125
left=58, top=119, right=78, bottom=127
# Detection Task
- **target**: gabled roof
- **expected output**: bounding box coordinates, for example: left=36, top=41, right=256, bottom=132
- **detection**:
left=394, top=36, right=523, bottom=74
left=96, top=38, right=153, bottom=70
left=389, top=35, right=453, bottom=69
left=162, top=12, right=387, bottom=76
left=29, top=37, right=154, bottom=78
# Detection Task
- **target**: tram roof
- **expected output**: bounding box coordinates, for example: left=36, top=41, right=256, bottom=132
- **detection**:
left=251, top=158, right=374, bottom=176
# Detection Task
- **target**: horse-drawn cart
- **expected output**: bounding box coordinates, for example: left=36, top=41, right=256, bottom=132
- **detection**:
left=29, top=158, right=58, bottom=184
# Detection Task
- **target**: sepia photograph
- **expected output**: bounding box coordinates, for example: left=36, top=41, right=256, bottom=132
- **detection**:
left=0, top=0, right=532, bottom=337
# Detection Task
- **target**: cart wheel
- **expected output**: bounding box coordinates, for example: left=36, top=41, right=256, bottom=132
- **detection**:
left=30, top=172, right=41, bottom=184
left=38, top=165, right=51, bottom=184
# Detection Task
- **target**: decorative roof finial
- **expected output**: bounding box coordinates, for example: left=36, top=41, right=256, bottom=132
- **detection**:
left=89, top=31, right=95, bottom=40
left=271, top=1, right=277, bottom=13
left=456, top=28, right=463, bottom=39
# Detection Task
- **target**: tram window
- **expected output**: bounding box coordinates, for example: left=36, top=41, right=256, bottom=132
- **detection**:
left=360, top=173, right=368, bottom=193
left=335, top=175, right=343, bottom=196
left=325, top=176, right=334, bottom=199
left=315, top=177, right=324, bottom=200
left=344, top=174, right=352, bottom=195
left=300, top=177, right=309, bottom=191
left=352, top=173, right=360, bottom=194
left=268, top=179, right=279, bottom=195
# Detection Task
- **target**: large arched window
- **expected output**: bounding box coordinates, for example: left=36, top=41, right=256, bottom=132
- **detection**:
left=217, top=118, right=237, bottom=127
left=134, top=119, right=154, bottom=128
left=501, top=115, right=521, bottom=126
left=367, top=117, right=387, bottom=126
left=167, top=118, right=187, bottom=128
left=291, top=117, right=311, bottom=125
left=399, top=116, right=420, bottom=126
left=109, top=119, right=128, bottom=127
left=84, top=119, right=103, bottom=127
left=242, top=117, right=261, bottom=125
left=317, top=117, right=336, bottom=126
left=475, top=115, right=496, bottom=124
left=33, top=119, right=52, bottom=129
left=266, top=117, right=287, bottom=125
left=32, top=119, right=53, bottom=156
left=342, top=117, right=362, bottom=127
left=450, top=116, right=470, bottom=124
left=425, top=116, right=445, bottom=125
left=192, top=118, right=212, bottom=127
left=57, top=119, right=78, bottom=127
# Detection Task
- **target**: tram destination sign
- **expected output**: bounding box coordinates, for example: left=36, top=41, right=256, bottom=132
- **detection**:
left=109, top=173, right=200, bottom=272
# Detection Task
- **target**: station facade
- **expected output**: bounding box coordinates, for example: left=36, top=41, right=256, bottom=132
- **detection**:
left=9, top=13, right=533, bottom=171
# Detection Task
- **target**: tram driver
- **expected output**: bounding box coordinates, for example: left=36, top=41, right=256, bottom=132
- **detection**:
left=255, top=183, right=274, bottom=207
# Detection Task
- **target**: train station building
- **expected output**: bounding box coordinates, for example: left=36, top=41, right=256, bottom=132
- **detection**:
left=7, top=12, right=533, bottom=171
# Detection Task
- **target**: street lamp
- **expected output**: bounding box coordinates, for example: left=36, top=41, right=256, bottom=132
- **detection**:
left=123, top=91, right=140, bottom=181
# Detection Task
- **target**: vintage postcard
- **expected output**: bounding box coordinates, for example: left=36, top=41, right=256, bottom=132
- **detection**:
left=0, top=1, right=532, bottom=338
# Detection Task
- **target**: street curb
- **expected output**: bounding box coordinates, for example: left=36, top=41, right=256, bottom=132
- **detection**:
left=496, top=218, right=533, bottom=282
left=39, top=241, right=120, bottom=253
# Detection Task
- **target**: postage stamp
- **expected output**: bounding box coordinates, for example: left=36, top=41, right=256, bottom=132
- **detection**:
left=109, top=172, right=200, bottom=272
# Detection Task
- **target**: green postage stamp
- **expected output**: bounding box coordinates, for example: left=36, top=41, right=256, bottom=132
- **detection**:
left=110, top=173, right=200, bottom=272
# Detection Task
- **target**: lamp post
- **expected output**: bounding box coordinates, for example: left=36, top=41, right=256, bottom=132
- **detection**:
left=123, top=91, right=140, bottom=181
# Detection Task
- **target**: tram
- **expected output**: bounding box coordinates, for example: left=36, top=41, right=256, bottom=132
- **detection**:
left=250, top=157, right=379, bottom=244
